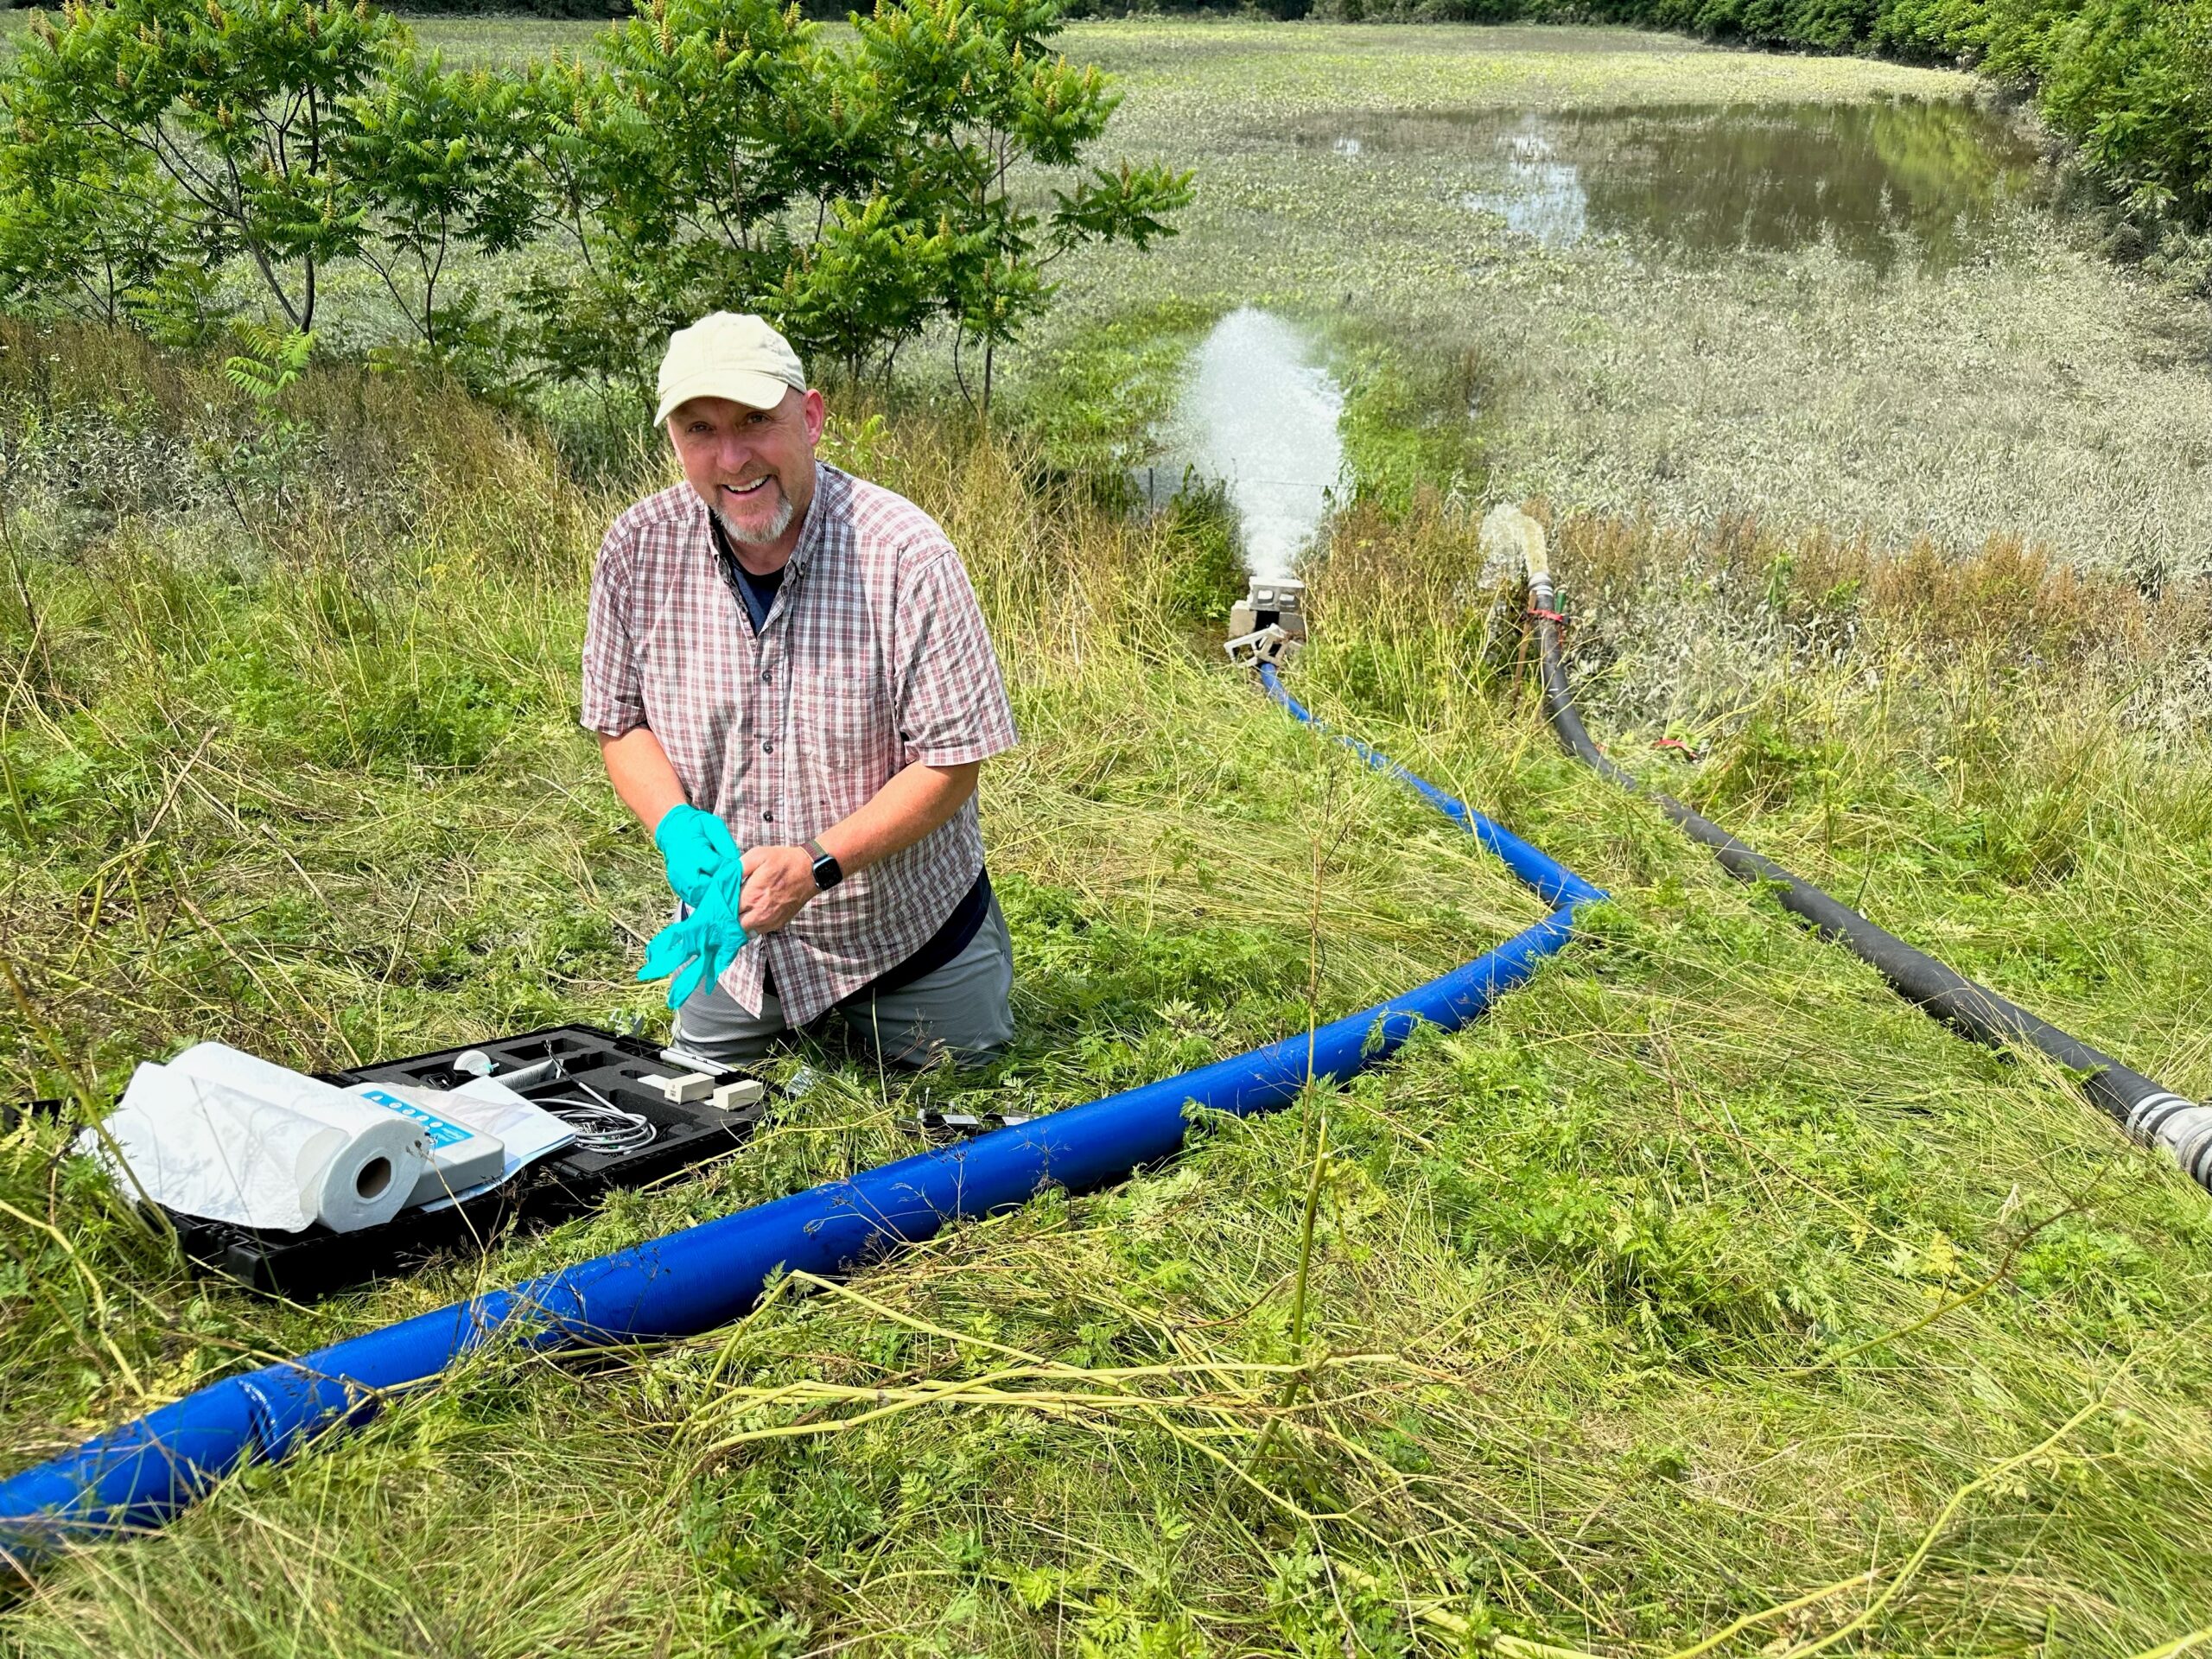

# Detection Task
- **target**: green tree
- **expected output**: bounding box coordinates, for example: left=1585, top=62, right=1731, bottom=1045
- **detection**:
left=8, top=0, right=404, bottom=333
left=0, top=0, right=1188, bottom=401
left=2041, top=0, right=2212, bottom=219
left=773, top=192, right=958, bottom=386
left=0, top=69, right=185, bottom=325
left=862, top=0, right=1192, bottom=409
left=343, top=50, right=542, bottom=362
left=509, top=0, right=1189, bottom=400
left=507, top=0, right=894, bottom=391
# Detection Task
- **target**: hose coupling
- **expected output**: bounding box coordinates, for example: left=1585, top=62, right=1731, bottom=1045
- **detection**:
left=2124, top=1091, right=2212, bottom=1187
left=1226, top=623, right=1294, bottom=668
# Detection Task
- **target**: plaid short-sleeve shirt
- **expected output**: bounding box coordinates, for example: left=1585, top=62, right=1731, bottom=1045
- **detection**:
left=581, top=463, right=1017, bottom=1025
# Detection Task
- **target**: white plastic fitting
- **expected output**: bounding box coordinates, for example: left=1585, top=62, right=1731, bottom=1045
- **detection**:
left=709, top=1079, right=766, bottom=1113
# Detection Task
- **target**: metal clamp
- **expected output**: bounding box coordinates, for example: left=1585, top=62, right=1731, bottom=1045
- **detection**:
left=1225, top=624, right=1294, bottom=668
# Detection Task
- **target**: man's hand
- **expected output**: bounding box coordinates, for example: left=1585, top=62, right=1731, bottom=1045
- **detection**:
left=736, top=844, right=818, bottom=935
left=652, top=803, right=740, bottom=906
left=673, top=761, right=981, bottom=942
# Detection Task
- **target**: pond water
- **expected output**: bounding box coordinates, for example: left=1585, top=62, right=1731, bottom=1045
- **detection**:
left=1151, top=308, right=1345, bottom=581
left=1294, top=96, right=2040, bottom=271
left=1147, top=99, right=2047, bottom=577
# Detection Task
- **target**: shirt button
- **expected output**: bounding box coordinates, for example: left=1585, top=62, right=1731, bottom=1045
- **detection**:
left=762, top=810, right=774, bottom=823
left=760, top=670, right=772, bottom=683
left=761, top=740, right=773, bottom=753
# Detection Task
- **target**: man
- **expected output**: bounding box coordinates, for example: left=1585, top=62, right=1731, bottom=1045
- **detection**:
left=581, top=312, right=1018, bottom=1067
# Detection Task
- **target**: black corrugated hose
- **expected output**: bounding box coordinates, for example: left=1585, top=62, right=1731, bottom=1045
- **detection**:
left=1492, top=505, right=2212, bottom=1193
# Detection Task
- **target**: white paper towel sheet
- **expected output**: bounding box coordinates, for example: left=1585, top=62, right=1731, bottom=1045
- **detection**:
left=84, top=1044, right=432, bottom=1233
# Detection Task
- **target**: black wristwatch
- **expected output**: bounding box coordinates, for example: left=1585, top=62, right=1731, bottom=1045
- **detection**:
left=807, top=837, right=844, bottom=891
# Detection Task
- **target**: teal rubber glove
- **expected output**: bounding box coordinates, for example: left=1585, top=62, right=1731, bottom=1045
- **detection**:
left=653, top=804, right=740, bottom=906
left=637, top=893, right=748, bottom=1011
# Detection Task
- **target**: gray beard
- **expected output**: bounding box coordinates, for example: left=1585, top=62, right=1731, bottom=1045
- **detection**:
left=712, top=493, right=795, bottom=548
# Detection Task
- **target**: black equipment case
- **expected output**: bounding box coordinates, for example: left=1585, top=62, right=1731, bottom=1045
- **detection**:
left=161, top=1024, right=766, bottom=1299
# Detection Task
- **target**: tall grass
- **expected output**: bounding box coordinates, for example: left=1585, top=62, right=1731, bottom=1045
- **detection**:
left=5, top=323, right=2212, bottom=1654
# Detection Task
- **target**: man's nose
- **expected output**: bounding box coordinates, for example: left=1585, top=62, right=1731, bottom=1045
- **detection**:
left=718, top=431, right=758, bottom=472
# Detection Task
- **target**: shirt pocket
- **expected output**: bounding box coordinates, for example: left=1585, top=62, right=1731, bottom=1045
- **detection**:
left=798, top=709, right=896, bottom=831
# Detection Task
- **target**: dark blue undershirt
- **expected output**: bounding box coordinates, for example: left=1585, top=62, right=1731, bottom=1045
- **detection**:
left=706, top=511, right=786, bottom=634
left=708, top=512, right=991, bottom=1005
left=734, top=558, right=784, bottom=632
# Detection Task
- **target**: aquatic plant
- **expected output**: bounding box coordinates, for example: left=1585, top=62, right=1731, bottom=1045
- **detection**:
left=1294, top=0, right=2212, bottom=239
left=1037, top=22, right=2212, bottom=577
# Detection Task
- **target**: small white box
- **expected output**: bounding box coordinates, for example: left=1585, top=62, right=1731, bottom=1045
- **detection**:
left=710, top=1079, right=766, bottom=1113
left=347, top=1084, right=506, bottom=1209
left=653, top=1071, right=715, bottom=1104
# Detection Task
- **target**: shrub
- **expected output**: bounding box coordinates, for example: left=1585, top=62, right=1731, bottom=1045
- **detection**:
left=0, top=0, right=543, bottom=358
left=0, top=0, right=1192, bottom=401
left=2, top=0, right=404, bottom=334
left=509, top=0, right=1192, bottom=403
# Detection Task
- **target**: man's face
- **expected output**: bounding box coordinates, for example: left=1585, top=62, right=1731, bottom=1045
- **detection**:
left=668, top=387, right=826, bottom=550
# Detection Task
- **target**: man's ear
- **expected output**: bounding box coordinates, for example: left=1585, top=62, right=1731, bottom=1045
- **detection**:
left=801, top=388, right=827, bottom=446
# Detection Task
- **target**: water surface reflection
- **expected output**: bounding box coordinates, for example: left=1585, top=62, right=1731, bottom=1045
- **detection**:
left=1296, top=97, right=2039, bottom=270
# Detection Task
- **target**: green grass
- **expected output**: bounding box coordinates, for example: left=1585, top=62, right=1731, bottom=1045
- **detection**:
left=407, top=13, right=613, bottom=66
left=7, top=16, right=2212, bottom=1658
left=4, top=317, right=2212, bottom=1655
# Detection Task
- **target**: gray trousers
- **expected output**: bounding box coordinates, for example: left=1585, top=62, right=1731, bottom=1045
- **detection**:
left=673, top=893, right=1015, bottom=1069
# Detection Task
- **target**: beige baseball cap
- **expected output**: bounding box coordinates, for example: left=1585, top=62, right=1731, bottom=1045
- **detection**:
left=654, top=312, right=809, bottom=427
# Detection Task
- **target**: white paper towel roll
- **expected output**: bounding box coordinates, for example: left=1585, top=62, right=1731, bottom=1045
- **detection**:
left=170, top=1045, right=430, bottom=1231
left=89, top=1046, right=430, bottom=1234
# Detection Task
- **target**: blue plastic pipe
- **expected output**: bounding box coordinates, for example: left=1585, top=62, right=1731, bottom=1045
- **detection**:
left=1258, top=664, right=1603, bottom=909
left=1, top=679, right=1602, bottom=1571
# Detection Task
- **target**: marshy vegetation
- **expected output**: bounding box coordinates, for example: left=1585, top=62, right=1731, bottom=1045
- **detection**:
left=6, top=7, right=2212, bottom=1656
left=1038, top=22, right=2212, bottom=574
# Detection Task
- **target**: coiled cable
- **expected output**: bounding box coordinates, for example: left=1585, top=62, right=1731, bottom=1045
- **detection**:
left=542, top=1101, right=657, bottom=1154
